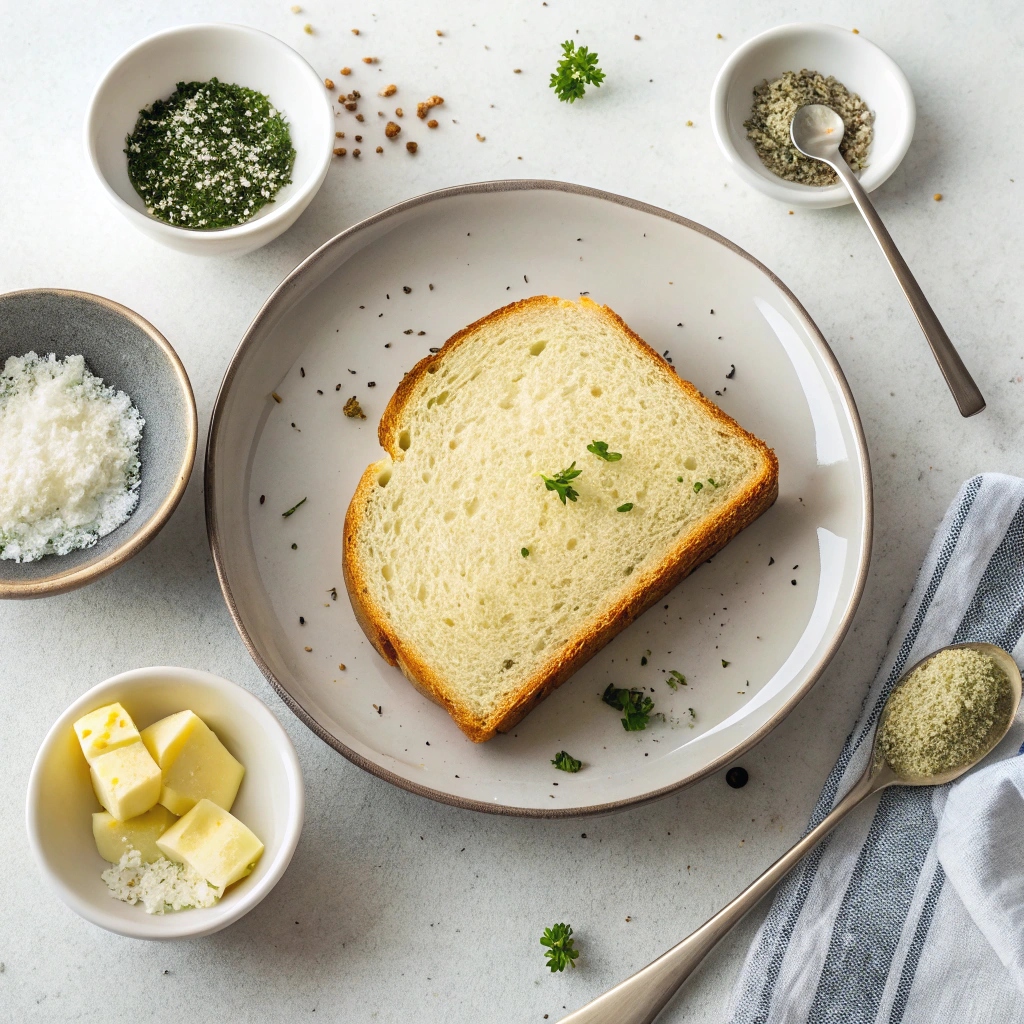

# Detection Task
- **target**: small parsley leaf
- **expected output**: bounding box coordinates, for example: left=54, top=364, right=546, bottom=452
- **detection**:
left=667, top=670, right=687, bottom=690
left=587, top=440, right=622, bottom=462
left=521, top=547, right=530, bottom=557
left=541, top=462, right=583, bottom=504
left=551, top=750, right=583, bottom=773
left=602, top=684, right=654, bottom=731
left=616, top=502, right=634, bottom=512
left=722, top=660, right=730, bottom=668
left=549, top=41, right=606, bottom=103
left=693, top=481, right=703, bottom=493
left=282, top=497, right=307, bottom=517
left=540, top=923, right=580, bottom=972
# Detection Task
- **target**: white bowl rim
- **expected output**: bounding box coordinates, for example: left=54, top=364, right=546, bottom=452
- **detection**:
left=25, top=665, right=304, bottom=940
left=84, top=22, right=334, bottom=242
left=709, top=22, right=916, bottom=208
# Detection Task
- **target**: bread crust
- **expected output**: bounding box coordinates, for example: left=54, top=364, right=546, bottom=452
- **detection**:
left=343, top=296, right=779, bottom=742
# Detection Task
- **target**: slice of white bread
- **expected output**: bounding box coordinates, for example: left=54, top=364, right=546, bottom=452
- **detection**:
left=343, top=296, right=778, bottom=742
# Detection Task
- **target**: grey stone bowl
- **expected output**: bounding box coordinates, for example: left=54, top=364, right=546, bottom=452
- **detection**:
left=0, top=289, right=196, bottom=598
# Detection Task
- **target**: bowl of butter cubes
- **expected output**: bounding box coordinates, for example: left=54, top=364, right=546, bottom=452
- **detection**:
left=26, top=666, right=304, bottom=938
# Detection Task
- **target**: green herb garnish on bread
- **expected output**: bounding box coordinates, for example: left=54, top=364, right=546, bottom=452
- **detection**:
left=343, top=296, right=778, bottom=742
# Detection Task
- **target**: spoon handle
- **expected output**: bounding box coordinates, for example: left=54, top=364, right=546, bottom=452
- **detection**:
left=555, top=767, right=887, bottom=1024
left=829, top=158, right=985, bottom=418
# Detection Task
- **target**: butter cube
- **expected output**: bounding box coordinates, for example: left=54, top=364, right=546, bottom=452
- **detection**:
left=157, top=799, right=264, bottom=891
left=142, top=712, right=244, bottom=816
left=140, top=710, right=199, bottom=768
left=90, top=741, right=162, bottom=822
left=92, top=805, right=178, bottom=863
left=74, top=702, right=140, bottom=765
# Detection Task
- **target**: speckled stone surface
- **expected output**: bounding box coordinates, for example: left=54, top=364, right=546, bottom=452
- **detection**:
left=2, top=2, right=1022, bottom=1021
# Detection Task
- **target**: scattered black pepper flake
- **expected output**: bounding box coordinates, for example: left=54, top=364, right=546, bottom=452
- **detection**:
left=291, top=543, right=297, bottom=549
left=259, top=495, right=265, bottom=504
left=726, top=364, right=736, bottom=379
left=769, top=557, right=775, bottom=565
left=368, top=381, right=376, bottom=387
left=404, top=329, right=414, bottom=334
left=403, top=285, right=412, bottom=293
left=429, top=283, right=434, bottom=290
left=715, top=390, right=722, bottom=396
left=317, top=389, right=323, bottom=394
left=726, top=766, right=748, bottom=788
left=385, top=343, right=391, bottom=348
left=299, top=616, right=305, bottom=624
left=329, top=587, right=338, bottom=600
left=336, top=383, right=341, bottom=391
left=300, top=367, right=305, bottom=377
left=791, top=579, right=797, bottom=585
left=710, top=309, right=715, bottom=314
left=640, top=656, right=647, bottom=666
left=429, top=347, right=440, bottom=353
left=793, top=564, right=798, bottom=570
left=417, top=331, right=426, bottom=336
left=524, top=274, right=529, bottom=283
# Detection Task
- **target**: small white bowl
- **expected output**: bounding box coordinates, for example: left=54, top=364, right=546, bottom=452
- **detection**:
left=85, top=23, right=334, bottom=257
left=710, top=23, right=916, bottom=209
left=26, top=667, right=304, bottom=939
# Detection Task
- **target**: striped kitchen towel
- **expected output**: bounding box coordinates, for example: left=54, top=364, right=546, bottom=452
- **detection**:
left=729, top=473, right=1024, bottom=1024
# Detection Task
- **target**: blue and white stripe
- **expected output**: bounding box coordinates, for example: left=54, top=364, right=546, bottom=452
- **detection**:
left=729, top=474, right=1024, bottom=1024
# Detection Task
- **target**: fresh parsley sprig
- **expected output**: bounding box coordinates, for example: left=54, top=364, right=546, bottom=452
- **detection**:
left=541, top=462, right=583, bottom=504
left=540, top=923, right=580, bottom=972
left=602, top=684, right=655, bottom=731
left=549, top=40, right=606, bottom=103
left=587, top=440, right=622, bottom=462
left=551, top=750, right=583, bottom=773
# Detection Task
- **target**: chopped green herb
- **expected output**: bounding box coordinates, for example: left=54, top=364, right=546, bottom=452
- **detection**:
left=328, top=587, right=338, bottom=600
left=687, top=708, right=696, bottom=727
left=282, top=497, right=307, bottom=517
left=677, top=476, right=684, bottom=482
left=602, top=684, right=654, bottom=731
left=125, top=79, right=295, bottom=229
left=521, top=547, right=530, bottom=557
left=708, top=478, right=718, bottom=487
left=587, top=440, right=622, bottom=462
left=693, top=481, right=704, bottom=493
left=540, top=923, right=580, bottom=972
left=551, top=750, right=582, bottom=773
left=616, top=502, right=634, bottom=513
left=549, top=41, right=606, bottom=103
left=667, top=670, right=687, bottom=690
left=722, top=660, right=730, bottom=668
left=541, top=462, right=582, bottom=504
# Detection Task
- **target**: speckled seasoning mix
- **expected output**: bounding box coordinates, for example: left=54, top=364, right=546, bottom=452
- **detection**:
left=125, top=78, right=295, bottom=229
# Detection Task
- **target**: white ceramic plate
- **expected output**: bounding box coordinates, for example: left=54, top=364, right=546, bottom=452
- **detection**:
left=207, top=181, right=871, bottom=816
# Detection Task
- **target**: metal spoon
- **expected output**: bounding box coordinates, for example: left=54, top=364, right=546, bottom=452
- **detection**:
left=787, top=103, right=985, bottom=418
left=555, top=642, right=1021, bottom=1024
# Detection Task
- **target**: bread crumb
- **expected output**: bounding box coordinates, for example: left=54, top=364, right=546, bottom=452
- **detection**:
left=476, top=133, right=486, bottom=142
left=290, top=4, right=301, bottom=11
left=406, top=141, right=418, bottom=154
left=304, top=646, right=312, bottom=652
left=788, top=209, right=794, bottom=215
left=340, top=67, right=352, bottom=76
left=355, top=113, right=364, bottom=121
left=395, top=107, right=404, bottom=117
left=385, top=121, right=401, bottom=138
left=417, top=95, right=444, bottom=118
left=333, top=147, right=347, bottom=156
left=513, top=68, right=522, bottom=74
left=362, top=56, right=378, bottom=64
left=379, top=83, right=397, bottom=97
left=634, top=34, right=640, bottom=40
left=427, top=119, right=438, bottom=128
left=436, top=29, right=443, bottom=36
left=686, top=120, right=693, bottom=126
left=339, top=663, right=347, bottom=671
left=354, top=135, right=362, bottom=142
left=335, top=131, right=345, bottom=138
left=352, top=28, right=360, bottom=35
left=343, top=397, right=365, bottom=419
left=303, top=23, right=313, bottom=34
left=716, top=32, right=723, bottom=39
left=376, top=146, right=384, bottom=153
left=353, top=148, right=361, bottom=157
left=345, top=101, right=357, bottom=111
left=852, top=27, right=860, bottom=34
left=934, top=193, right=943, bottom=201
left=324, top=78, right=335, bottom=90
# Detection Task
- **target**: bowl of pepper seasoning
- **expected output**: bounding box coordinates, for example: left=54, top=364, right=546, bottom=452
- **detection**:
left=86, top=23, right=334, bottom=257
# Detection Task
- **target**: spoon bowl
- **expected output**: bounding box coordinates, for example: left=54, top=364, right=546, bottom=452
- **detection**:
left=873, top=641, right=1022, bottom=788
left=790, top=103, right=847, bottom=163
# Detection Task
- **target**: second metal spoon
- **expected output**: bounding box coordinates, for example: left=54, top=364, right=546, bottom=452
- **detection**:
left=789, top=103, right=985, bottom=418
left=555, top=641, right=1021, bottom=1024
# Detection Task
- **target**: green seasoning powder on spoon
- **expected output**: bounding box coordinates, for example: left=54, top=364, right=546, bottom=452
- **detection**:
left=879, top=647, right=1013, bottom=777
left=124, top=78, right=295, bottom=230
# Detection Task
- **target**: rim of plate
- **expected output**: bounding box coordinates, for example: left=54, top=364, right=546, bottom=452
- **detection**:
left=0, top=288, right=197, bottom=599
left=205, top=179, right=873, bottom=817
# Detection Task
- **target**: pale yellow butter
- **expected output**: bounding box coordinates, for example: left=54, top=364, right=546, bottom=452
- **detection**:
left=157, top=798, right=264, bottom=891
left=90, top=741, right=162, bottom=822
left=74, top=702, right=140, bottom=764
left=92, top=805, right=178, bottom=863
left=142, top=713, right=244, bottom=816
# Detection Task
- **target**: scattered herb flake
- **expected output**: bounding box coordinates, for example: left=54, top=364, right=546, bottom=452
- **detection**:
left=587, top=440, right=622, bottom=462
left=602, top=684, right=654, bottom=731
left=521, top=547, right=530, bottom=557
left=282, top=497, right=307, bottom=518
left=722, top=660, right=730, bottom=668
left=616, top=502, right=634, bottom=512
left=668, top=670, right=687, bottom=689
left=540, top=923, right=580, bottom=972
left=549, top=40, right=605, bottom=103
left=551, top=750, right=582, bottom=773
left=693, top=481, right=703, bottom=493
left=541, top=462, right=582, bottom=504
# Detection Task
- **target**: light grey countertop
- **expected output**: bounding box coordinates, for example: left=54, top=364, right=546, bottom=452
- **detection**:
left=3, top=1, right=1022, bottom=1021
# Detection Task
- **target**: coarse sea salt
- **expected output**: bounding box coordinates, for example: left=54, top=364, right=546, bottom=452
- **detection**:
left=0, top=352, right=144, bottom=562
left=101, top=848, right=220, bottom=914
